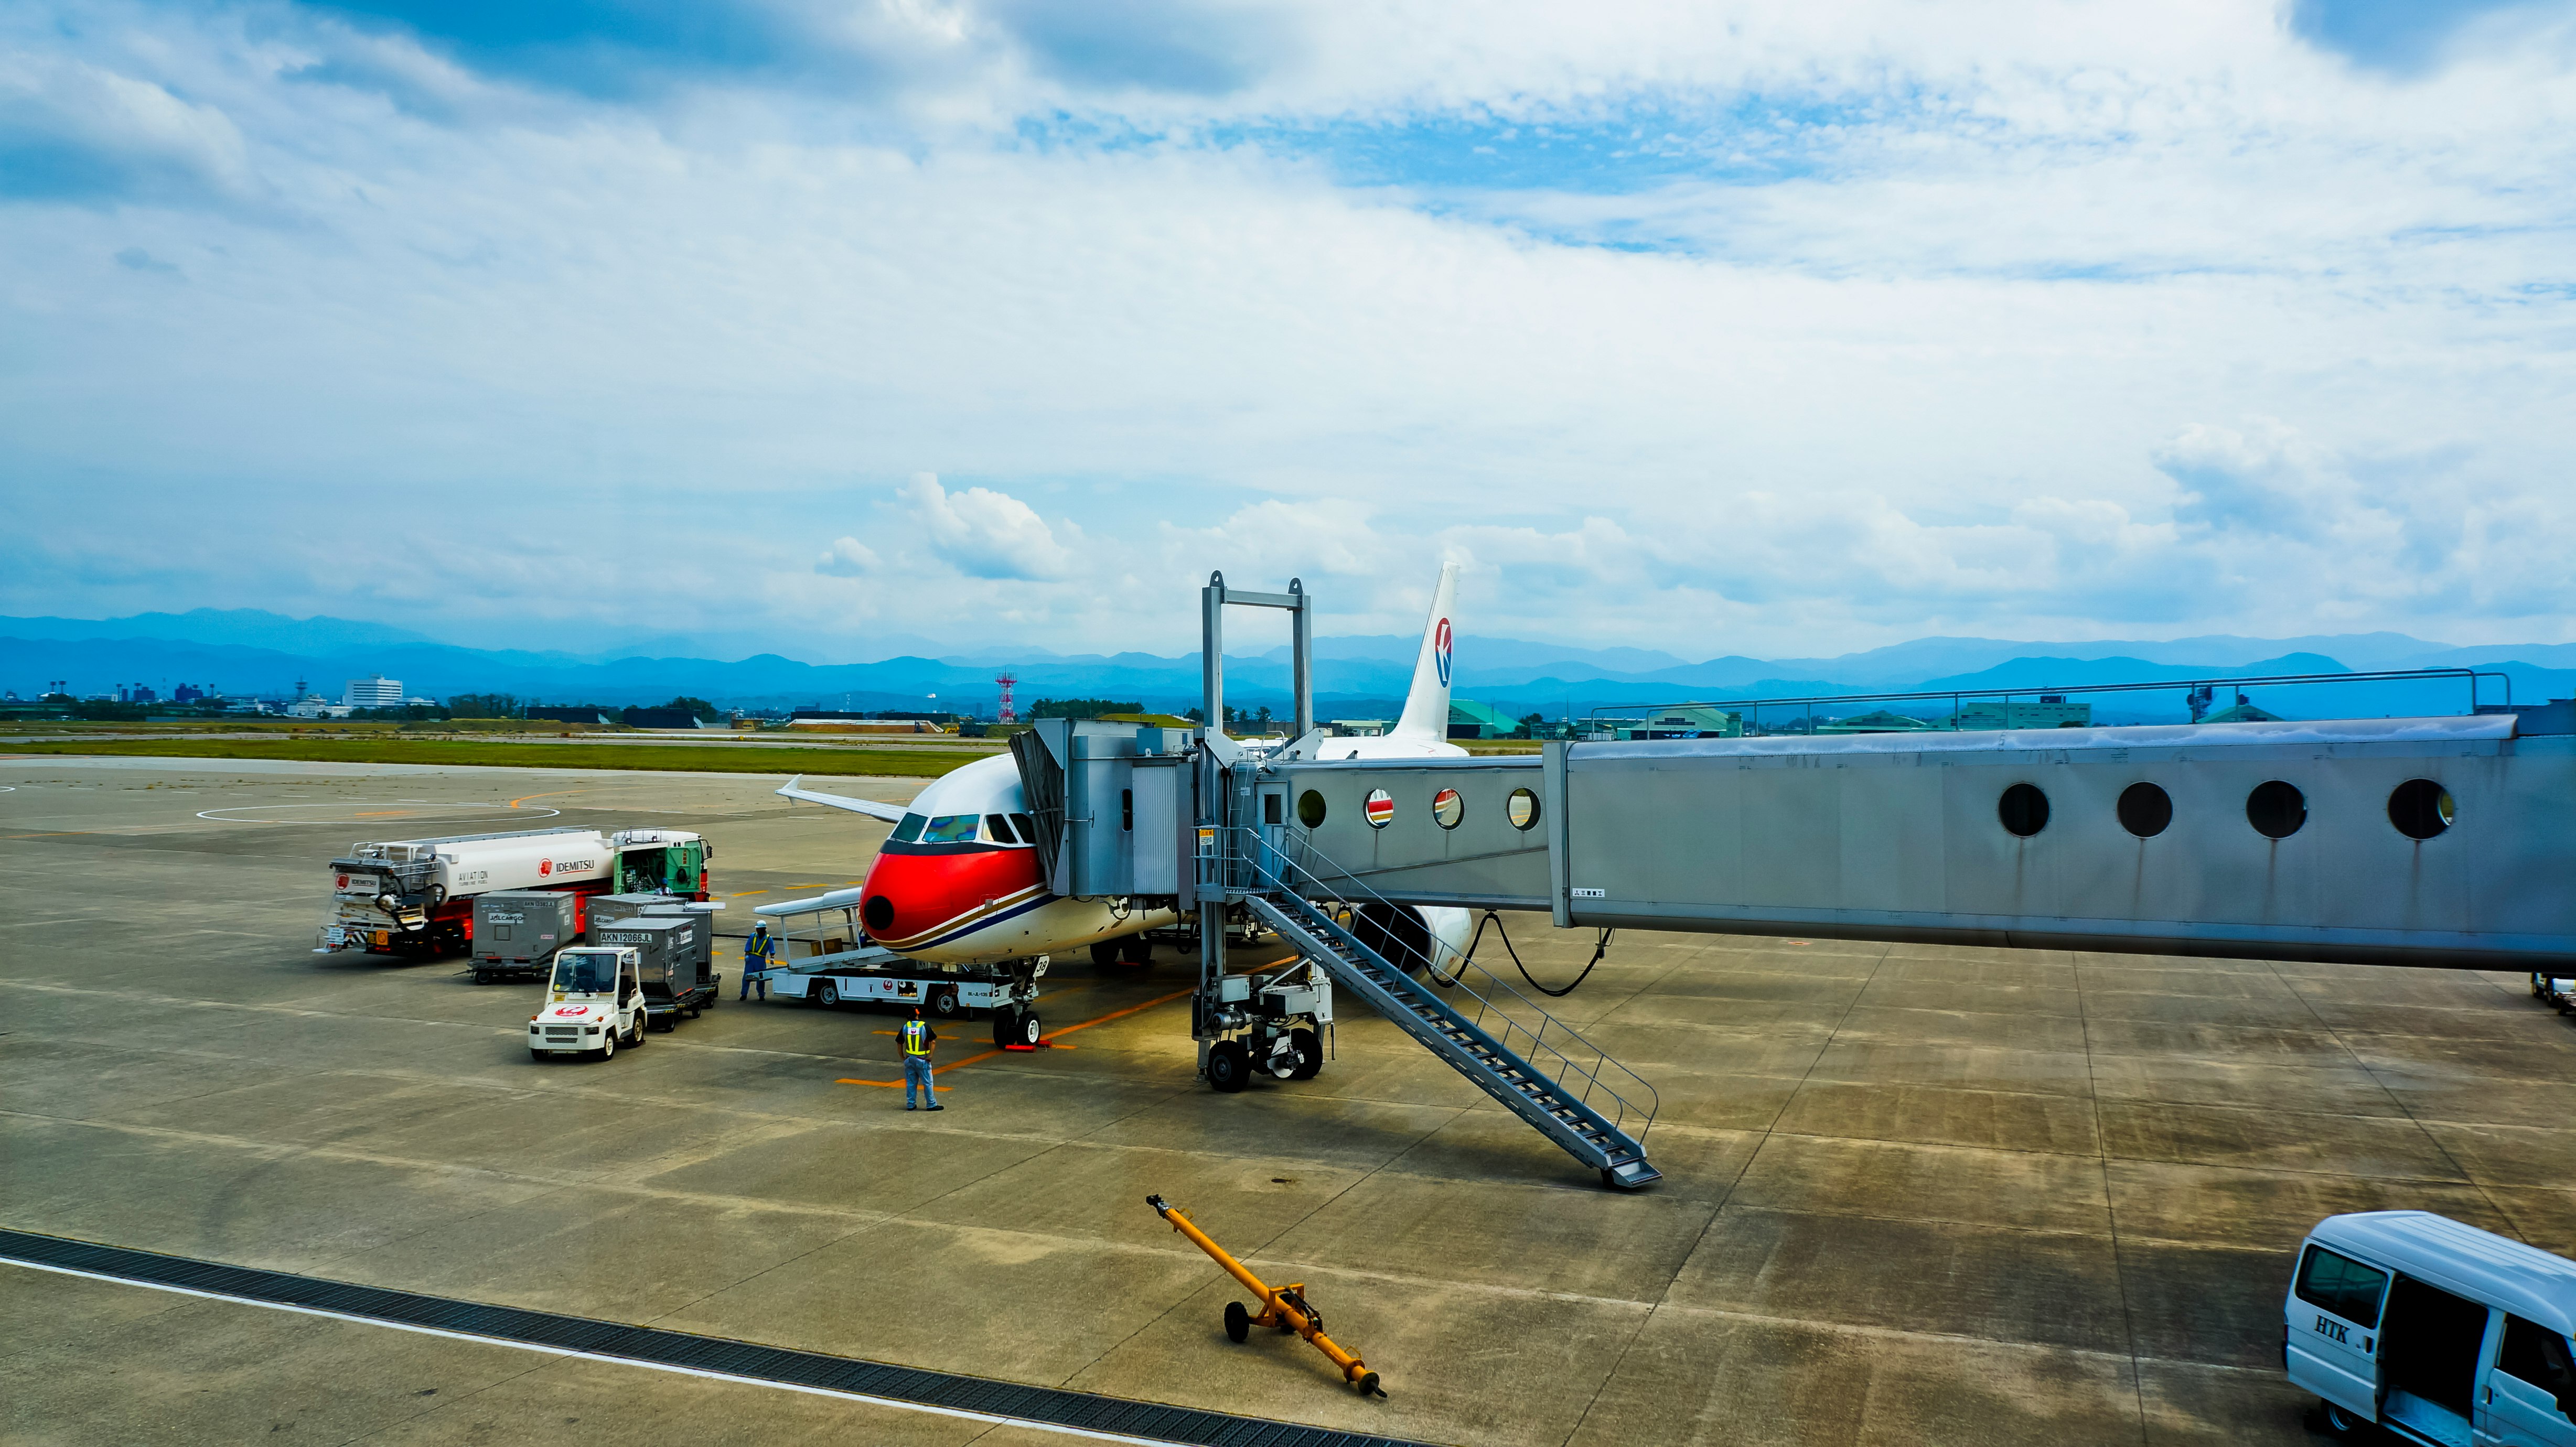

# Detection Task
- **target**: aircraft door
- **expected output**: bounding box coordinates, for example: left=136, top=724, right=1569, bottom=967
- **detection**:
left=1255, top=782, right=1290, bottom=878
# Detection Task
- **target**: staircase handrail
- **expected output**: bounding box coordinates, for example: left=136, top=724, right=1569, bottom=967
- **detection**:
left=1208, top=825, right=1658, bottom=1143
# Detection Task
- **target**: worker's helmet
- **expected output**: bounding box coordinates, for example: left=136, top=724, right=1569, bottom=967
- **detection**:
left=752, top=921, right=768, bottom=932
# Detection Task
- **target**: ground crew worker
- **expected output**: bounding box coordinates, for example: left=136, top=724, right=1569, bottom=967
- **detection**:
left=739, top=922, right=777, bottom=1001
left=901, top=1007, right=941, bottom=1110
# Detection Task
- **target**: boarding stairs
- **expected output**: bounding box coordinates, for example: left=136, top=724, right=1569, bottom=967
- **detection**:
left=1220, top=830, right=1661, bottom=1189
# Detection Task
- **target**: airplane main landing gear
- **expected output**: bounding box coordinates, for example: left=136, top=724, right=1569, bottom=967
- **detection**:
left=993, top=1007, right=1044, bottom=1050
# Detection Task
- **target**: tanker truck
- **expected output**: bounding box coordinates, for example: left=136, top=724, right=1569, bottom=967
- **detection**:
left=318, top=826, right=711, bottom=958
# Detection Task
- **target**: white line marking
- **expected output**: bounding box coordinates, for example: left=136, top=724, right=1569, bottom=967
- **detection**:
left=1, top=1258, right=1194, bottom=1446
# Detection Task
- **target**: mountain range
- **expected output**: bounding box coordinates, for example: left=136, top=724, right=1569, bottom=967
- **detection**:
left=5, top=608, right=2571, bottom=725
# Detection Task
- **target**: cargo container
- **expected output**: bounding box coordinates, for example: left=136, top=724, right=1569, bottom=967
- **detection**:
left=587, top=893, right=721, bottom=982
left=469, top=890, right=582, bottom=984
left=587, top=914, right=717, bottom=1027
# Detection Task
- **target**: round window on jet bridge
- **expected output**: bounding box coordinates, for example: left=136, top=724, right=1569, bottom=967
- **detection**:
left=1431, top=787, right=1464, bottom=829
left=1506, top=787, right=1541, bottom=831
left=1997, top=783, right=2050, bottom=838
left=2117, top=782, right=2173, bottom=838
left=2246, top=780, right=2307, bottom=839
left=2387, top=779, right=2454, bottom=840
left=862, top=895, right=896, bottom=933
left=1297, top=790, right=1327, bottom=828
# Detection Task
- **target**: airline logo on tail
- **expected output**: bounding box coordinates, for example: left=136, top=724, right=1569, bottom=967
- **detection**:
left=1434, top=618, right=1453, bottom=686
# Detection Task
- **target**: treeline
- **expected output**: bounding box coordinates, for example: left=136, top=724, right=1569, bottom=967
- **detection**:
left=1027, top=697, right=1144, bottom=719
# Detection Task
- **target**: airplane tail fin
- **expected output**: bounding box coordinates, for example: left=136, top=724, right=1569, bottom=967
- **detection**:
left=1389, top=562, right=1460, bottom=741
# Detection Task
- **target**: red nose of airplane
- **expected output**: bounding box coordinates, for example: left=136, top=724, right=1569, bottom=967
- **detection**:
left=859, top=847, right=1044, bottom=951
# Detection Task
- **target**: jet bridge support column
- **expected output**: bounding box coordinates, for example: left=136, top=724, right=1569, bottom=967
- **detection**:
left=1193, top=574, right=1316, bottom=1082
left=1197, top=571, right=1313, bottom=745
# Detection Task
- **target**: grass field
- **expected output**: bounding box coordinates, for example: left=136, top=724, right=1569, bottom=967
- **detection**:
left=2, top=737, right=986, bottom=779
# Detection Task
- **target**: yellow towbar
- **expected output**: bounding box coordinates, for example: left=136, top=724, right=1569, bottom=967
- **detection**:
left=1145, top=1194, right=1385, bottom=1398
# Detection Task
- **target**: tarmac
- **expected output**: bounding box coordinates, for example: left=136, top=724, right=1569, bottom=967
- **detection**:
left=3, top=756, right=2571, bottom=1446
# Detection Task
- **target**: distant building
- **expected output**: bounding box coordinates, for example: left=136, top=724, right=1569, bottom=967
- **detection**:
left=343, top=675, right=403, bottom=708
left=173, top=683, right=205, bottom=703
left=1625, top=705, right=1744, bottom=740
left=1447, top=699, right=1520, bottom=740
left=1950, top=696, right=2091, bottom=731
left=287, top=695, right=352, bottom=719
left=1330, top=719, right=1388, bottom=738
left=1817, top=709, right=1938, bottom=735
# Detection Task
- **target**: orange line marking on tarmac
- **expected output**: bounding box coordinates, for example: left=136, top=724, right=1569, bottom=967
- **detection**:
left=837, top=987, right=1190, bottom=1087
left=1037, top=987, right=1194, bottom=1045
left=507, top=788, right=587, bottom=808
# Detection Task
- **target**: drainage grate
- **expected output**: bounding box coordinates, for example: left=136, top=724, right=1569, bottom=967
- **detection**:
left=0, top=1229, right=1432, bottom=1447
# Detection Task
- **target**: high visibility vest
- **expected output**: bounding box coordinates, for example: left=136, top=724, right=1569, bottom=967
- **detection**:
left=744, top=934, right=776, bottom=970
left=903, top=1021, right=932, bottom=1056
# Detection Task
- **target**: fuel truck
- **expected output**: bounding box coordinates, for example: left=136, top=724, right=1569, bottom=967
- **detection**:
left=318, top=826, right=711, bottom=958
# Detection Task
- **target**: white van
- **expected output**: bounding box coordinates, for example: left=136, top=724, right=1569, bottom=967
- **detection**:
left=2287, top=1211, right=2576, bottom=1445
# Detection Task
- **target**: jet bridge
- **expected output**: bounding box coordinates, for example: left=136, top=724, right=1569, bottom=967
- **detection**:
left=1010, top=578, right=2576, bottom=1192
left=1261, top=714, right=2576, bottom=969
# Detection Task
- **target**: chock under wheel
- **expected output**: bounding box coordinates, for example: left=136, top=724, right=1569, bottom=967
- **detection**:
left=1147, top=1193, right=1385, bottom=1398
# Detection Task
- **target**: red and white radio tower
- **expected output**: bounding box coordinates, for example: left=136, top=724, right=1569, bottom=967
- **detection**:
left=995, top=669, right=1017, bottom=724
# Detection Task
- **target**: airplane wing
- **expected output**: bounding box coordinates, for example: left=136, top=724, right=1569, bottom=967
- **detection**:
left=775, top=775, right=908, bottom=823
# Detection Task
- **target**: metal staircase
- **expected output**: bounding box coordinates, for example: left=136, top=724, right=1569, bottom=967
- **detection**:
left=1222, top=831, right=1660, bottom=1189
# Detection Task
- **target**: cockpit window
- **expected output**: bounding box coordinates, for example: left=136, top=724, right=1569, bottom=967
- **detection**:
left=985, top=814, right=1017, bottom=845
left=890, top=814, right=926, bottom=845
left=1011, top=813, right=1037, bottom=845
left=921, top=815, right=981, bottom=845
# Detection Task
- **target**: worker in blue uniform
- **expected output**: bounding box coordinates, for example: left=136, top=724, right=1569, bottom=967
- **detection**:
left=901, top=1007, right=941, bottom=1110
left=739, top=922, right=777, bottom=1001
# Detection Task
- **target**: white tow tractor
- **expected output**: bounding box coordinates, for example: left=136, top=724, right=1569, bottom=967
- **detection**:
left=527, top=947, right=649, bottom=1061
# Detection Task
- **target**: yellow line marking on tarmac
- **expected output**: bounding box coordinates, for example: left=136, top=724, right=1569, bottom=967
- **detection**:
left=507, top=788, right=587, bottom=808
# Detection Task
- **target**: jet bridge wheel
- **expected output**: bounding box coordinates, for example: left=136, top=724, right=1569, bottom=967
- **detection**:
left=1207, top=1040, right=1251, bottom=1093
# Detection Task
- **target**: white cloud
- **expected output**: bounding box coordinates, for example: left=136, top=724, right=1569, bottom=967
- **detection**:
left=815, top=536, right=882, bottom=576
left=899, top=473, right=1072, bottom=580
left=2, top=0, right=2572, bottom=657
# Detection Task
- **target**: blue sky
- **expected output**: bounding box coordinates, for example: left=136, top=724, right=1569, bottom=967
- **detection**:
left=4, top=0, right=2574, bottom=659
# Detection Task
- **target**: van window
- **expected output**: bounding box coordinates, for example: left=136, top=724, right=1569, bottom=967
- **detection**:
left=2499, top=1315, right=2576, bottom=1396
left=2295, top=1245, right=2389, bottom=1326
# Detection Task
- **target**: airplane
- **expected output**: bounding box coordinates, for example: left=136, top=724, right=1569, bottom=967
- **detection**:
left=778, top=563, right=1475, bottom=972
